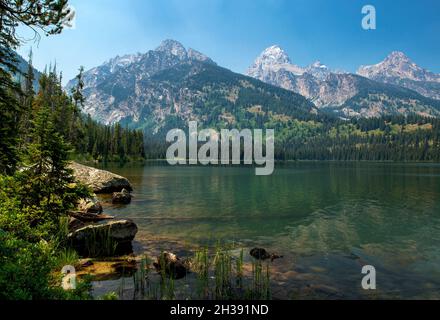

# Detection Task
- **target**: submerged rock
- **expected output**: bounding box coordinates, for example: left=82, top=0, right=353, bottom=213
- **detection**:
left=69, top=162, right=133, bottom=194
left=112, top=188, right=132, bottom=204
left=153, top=252, right=188, bottom=280
left=112, top=259, right=138, bottom=275
left=76, top=258, right=140, bottom=281
left=68, top=219, right=138, bottom=256
left=250, top=248, right=283, bottom=262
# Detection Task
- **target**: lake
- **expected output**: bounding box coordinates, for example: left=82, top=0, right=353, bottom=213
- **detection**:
left=94, top=161, right=440, bottom=299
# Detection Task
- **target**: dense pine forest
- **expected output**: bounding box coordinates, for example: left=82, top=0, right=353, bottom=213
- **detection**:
left=276, top=114, right=440, bottom=161
left=24, top=60, right=145, bottom=163
left=141, top=113, right=440, bottom=162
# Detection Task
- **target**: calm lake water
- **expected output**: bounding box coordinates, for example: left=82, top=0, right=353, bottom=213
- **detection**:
left=94, top=161, right=440, bottom=299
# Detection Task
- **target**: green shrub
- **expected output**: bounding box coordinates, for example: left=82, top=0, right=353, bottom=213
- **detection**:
left=0, top=230, right=54, bottom=300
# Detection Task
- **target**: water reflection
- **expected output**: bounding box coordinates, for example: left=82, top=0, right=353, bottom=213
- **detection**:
left=94, top=161, right=440, bottom=299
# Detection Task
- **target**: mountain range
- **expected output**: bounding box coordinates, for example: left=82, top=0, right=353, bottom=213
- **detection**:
left=66, top=40, right=316, bottom=133
left=64, top=40, right=440, bottom=130
left=247, top=46, right=440, bottom=118
left=357, top=51, right=440, bottom=100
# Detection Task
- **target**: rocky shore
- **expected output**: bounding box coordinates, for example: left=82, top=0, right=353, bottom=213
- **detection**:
left=68, top=162, right=138, bottom=257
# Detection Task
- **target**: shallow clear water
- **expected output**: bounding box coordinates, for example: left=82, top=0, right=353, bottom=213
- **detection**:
left=95, top=161, right=440, bottom=299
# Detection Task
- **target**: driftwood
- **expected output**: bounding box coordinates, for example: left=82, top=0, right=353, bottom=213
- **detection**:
left=68, top=211, right=115, bottom=222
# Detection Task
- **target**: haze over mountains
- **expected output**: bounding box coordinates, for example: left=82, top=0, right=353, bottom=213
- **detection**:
left=64, top=39, right=440, bottom=130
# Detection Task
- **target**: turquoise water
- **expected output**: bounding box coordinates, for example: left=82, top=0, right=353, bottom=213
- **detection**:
left=96, top=162, right=440, bottom=299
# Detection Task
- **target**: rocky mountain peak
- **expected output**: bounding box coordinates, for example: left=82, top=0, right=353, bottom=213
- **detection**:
left=155, top=39, right=188, bottom=59
left=187, top=48, right=216, bottom=65
left=357, top=51, right=440, bottom=83
left=305, top=61, right=331, bottom=80
left=247, top=45, right=305, bottom=79
left=247, top=46, right=440, bottom=114
left=259, top=45, right=292, bottom=65
left=386, top=51, right=410, bottom=62
left=106, top=53, right=143, bottom=72
left=382, top=51, right=415, bottom=71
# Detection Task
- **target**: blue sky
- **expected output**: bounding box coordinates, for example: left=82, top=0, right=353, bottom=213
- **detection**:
left=17, top=0, right=440, bottom=84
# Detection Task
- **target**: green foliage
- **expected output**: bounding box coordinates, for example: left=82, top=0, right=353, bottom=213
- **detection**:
left=0, top=230, right=53, bottom=300
left=83, top=227, right=118, bottom=258
left=0, top=0, right=103, bottom=300
left=0, top=165, right=92, bottom=300
left=10, top=98, right=90, bottom=237
left=54, top=249, right=80, bottom=269
left=99, top=292, right=119, bottom=300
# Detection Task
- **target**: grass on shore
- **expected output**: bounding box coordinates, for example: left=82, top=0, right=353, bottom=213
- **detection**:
left=113, top=244, right=271, bottom=300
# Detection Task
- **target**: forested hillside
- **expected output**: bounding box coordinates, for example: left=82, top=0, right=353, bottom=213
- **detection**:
left=18, top=60, right=145, bottom=164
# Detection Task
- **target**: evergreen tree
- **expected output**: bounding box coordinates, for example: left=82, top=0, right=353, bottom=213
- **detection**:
left=0, top=0, right=70, bottom=175
left=19, top=104, right=87, bottom=231
left=18, top=49, right=35, bottom=147
left=0, top=79, right=20, bottom=174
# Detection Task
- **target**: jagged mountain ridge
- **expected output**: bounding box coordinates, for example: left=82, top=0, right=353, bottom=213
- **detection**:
left=247, top=45, right=350, bottom=107
left=67, top=40, right=440, bottom=126
left=357, top=51, right=440, bottom=100
left=247, top=46, right=440, bottom=118
left=357, top=51, right=440, bottom=83
left=66, top=40, right=317, bottom=132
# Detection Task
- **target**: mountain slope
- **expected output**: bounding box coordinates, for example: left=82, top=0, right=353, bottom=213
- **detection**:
left=8, top=51, right=41, bottom=91
left=357, top=51, right=440, bottom=100
left=66, top=40, right=317, bottom=133
left=336, top=76, right=440, bottom=118
left=247, top=46, right=440, bottom=118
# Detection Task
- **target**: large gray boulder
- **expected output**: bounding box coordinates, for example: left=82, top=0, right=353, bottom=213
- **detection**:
left=69, top=162, right=132, bottom=194
left=68, top=219, right=138, bottom=256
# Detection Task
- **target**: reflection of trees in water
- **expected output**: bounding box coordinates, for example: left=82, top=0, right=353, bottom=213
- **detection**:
left=103, top=162, right=440, bottom=264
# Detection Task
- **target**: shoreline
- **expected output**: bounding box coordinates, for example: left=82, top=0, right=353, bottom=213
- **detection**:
left=80, top=159, right=440, bottom=165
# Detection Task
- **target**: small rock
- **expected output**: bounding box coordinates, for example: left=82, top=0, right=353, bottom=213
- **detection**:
left=250, top=248, right=283, bottom=262
left=153, top=252, right=188, bottom=280
left=112, top=259, right=138, bottom=275
left=250, top=248, right=271, bottom=260
left=112, top=188, right=132, bottom=204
